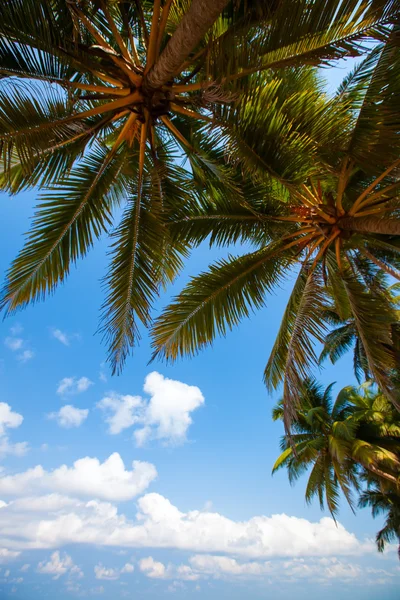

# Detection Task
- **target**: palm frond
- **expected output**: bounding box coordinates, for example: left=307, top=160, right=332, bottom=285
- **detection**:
left=1, top=142, right=128, bottom=313
left=152, top=240, right=295, bottom=361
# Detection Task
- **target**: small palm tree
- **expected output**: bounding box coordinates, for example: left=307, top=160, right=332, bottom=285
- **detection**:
left=359, top=483, right=400, bottom=559
left=152, top=30, right=400, bottom=418
left=271, top=380, right=400, bottom=518
left=1, top=1, right=398, bottom=372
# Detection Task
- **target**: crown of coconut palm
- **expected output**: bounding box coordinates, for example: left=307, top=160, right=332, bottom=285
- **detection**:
left=152, top=30, right=400, bottom=421
left=1, top=0, right=399, bottom=372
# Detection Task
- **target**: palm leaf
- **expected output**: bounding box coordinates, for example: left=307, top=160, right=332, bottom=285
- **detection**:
left=152, top=240, right=296, bottom=361
left=1, top=142, right=128, bottom=313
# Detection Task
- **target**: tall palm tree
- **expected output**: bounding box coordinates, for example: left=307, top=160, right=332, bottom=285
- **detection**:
left=271, top=380, right=400, bottom=518
left=152, top=27, right=400, bottom=419
left=359, top=481, right=400, bottom=558
left=1, top=1, right=399, bottom=373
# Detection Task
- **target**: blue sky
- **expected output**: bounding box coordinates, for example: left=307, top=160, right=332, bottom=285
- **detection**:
left=0, top=60, right=399, bottom=600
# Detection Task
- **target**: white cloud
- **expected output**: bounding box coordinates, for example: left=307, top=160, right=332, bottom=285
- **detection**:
left=121, top=563, right=134, bottom=574
left=139, top=557, right=167, bottom=579
left=94, top=564, right=120, bottom=580
left=139, top=557, right=199, bottom=582
left=0, top=489, right=373, bottom=561
left=57, top=377, right=93, bottom=396
left=94, top=562, right=134, bottom=580
left=97, top=372, right=204, bottom=446
left=4, top=330, right=34, bottom=363
left=48, top=405, right=89, bottom=429
left=19, top=564, right=30, bottom=572
left=138, top=555, right=397, bottom=585
left=97, top=394, right=142, bottom=435
left=99, top=363, right=107, bottom=383
left=0, top=453, right=157, bottom=502
left=51, top=329, right=70, bottom=346
left=0, top=437, right=29, bottom=458
left=17, top=350, right=35, bottom=363
left=189, top=554, right=272, bottom=577
left=0, top=404, right=23, bottom=435
left=37, top=551, right=82, bottom=580
left=10, top=325, right=23, bottom=336
left=4, top=338, right=23, bottom=351
left=0, top=403, right=28, bottom=458
left=0, top=548, right=20, bottom=563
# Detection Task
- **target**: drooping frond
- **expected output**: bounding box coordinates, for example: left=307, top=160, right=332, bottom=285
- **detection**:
left=265, top=266, right=328, bottom=425
left=152, top=239, right=298, bottom=361
left=1, top=142, right=129, bottom=313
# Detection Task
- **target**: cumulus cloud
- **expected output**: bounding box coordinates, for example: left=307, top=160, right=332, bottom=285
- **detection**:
left=138, top=554, right=397, bottom=585
left=94, top=564, right=120, bottom=580
left=94, top=563, right=134, bottom=580
left=121, top=563, right=134, bottom=573
left=97, top=372, right=204, bottom=446
left=139, top=557, right=167, bottom=579
left=0, top=453, right=157, bottom=502
left=97, top=394, right=141, bottom=435
left=0, top=404, right=23, bottom=435
left=139, top=557, right=198, bottom=581
left=48, top=405, right=89, bottom=429
left=0, top=548, right=20, bottom=563
left=0, top=437, right=29, bottom=458
left=0, top=487, right=371, bottom=559
left=37, top=551, right=83, bottom=580
left=0, top=403, right=28, bottom=458
left=189, top=554, right=272, bottom=577
left=57, top=377, right=93, bottom=395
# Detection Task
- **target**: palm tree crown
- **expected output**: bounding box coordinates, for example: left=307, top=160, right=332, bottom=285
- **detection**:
left=1, top=0, right=399, bottom=372
left=152, top=28, right=400, bottom=419
left=272, top=380, right=400, bottom=518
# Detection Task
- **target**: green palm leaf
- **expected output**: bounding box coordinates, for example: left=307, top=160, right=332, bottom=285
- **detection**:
left=1, top=142, right=128, bottom=313
left=152, top=240, right=295, bottom=361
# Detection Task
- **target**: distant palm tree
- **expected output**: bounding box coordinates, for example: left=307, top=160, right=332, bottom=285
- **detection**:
left=359, top=483, right=400, bottom=559
left=1, top=0, right=398, bottom=373
left=152, top=29, right=400, bottom=418
left=271, top=380, right=400, bottom=518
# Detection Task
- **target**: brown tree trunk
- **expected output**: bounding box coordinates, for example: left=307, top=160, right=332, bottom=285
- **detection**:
left=339, top=216, right=400, bottom=236
left=145, top=0, right=230, bottom=89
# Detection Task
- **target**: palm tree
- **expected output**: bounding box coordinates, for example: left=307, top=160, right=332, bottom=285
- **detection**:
left=271, top=380, right=400, bottom=518
left=1, top=1, right=398, bottom=373
left=359, top=482, right=400, bottom=559
left=152, top=28, right=400, bottom=419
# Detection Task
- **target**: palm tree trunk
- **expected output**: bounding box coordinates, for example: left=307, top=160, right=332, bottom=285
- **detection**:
left=145, top=0, right=230, bottom=89
left=339, top=216, right=400, bottom=236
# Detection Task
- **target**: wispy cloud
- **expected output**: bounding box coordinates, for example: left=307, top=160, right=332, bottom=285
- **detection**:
left=48, top=405, right=89, bottom=429
left=17, top=350, right=35, bottom=363
left=4, top=327, right=35, bottom=363
left=4, top=337, right=24, bottom=351
left=57, top=377, right=93, bottom=396
left=0, top=402, right=29, bottom=457
left=51, top=328, right=80, bottom=346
